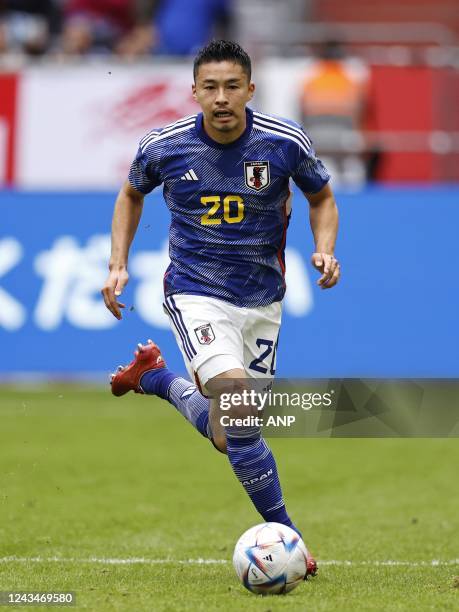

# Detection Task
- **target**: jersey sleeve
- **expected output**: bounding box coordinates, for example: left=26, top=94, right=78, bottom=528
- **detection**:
left=289, top=135, right=330, bottom=194
left=128, top=143, right=162, bottom=194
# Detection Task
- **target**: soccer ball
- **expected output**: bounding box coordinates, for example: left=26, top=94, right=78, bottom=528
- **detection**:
left=233, top=522, right=311, bottom=595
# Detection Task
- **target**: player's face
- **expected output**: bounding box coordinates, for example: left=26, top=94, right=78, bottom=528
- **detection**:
left=193, top=61, right=255, bottom=142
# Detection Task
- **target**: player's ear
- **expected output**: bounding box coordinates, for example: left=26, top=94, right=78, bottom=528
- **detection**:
left=192, top=83, right=197, bottom=101
left=248, top=82, right=255, bottom=101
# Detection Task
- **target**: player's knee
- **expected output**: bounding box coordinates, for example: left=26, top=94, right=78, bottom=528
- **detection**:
left=210, top=379, right=255, bottom=420
left=221, top=389, right=258, bottom=421
left=206, top=366, right=245, bottom=389
left=207, top=376, right=246, bottom=397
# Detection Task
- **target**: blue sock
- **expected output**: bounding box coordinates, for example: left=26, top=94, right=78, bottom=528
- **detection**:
left=140, top=369, right=210, bottom=438
left=226, top=429, right=301, bottom=537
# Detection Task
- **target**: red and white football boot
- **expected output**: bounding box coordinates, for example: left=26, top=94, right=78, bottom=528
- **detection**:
left=110, top=339, right=166, bottom=397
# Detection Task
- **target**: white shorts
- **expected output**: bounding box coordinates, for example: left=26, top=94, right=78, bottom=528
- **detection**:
left=163, top=294, right=282, bottom=393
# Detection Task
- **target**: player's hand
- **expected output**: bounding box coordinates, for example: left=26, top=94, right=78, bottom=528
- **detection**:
left=101, top=267, right=129, bottom=319
left=311, top=252, right=340, bottom=289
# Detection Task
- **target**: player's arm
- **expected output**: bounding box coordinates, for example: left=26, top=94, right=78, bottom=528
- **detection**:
left=306, top=182, right=340, bottom=289
left=102, top=180, right=145, bottom=319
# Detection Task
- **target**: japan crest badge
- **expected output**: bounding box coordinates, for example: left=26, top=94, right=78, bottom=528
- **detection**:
left=194, top=323, right=215, bottom=345
left=244, top=161, right=270, bottom=191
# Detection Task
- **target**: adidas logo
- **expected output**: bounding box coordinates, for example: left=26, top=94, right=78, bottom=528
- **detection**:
left=180, top=169, right=199, bottom=181
left=180, top=385, right=197, bottom=399
left=263, top=554, right=273, bottom=562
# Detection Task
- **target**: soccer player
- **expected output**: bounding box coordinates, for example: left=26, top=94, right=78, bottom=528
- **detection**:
left=102, top=40, right=339, bottom=575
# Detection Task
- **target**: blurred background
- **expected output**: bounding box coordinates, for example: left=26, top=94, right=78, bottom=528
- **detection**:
left=1, top=0, right=458, bottom=380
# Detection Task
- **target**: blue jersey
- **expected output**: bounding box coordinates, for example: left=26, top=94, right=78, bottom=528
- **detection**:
left=128, top=107, right=330, bottom=308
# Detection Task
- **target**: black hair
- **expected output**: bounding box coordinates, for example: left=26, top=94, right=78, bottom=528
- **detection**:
left=193, top=40, right=252, bottom=82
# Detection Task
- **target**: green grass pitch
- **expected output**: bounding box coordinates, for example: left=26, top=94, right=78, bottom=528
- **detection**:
left=0, top=386, right=458, bottom=611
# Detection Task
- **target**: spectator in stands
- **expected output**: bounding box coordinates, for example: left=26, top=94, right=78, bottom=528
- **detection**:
left=117, top=0, right=233, bottom=57
left=0, top=0, right=60, bottom=55
left=300, top=40, right=378, bottom=183
left=301, top=41, right=367, bottom=133
left=60, top=0, right=134, bottom=55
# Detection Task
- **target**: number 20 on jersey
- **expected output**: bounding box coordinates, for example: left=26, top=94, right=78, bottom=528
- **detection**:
left=200, top=195, right=244, bottom=225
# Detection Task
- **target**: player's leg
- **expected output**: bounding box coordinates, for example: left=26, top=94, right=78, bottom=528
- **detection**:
left=225, top=301, right=300, bottom=534
left=204, top=304, right=300, bottom=536
left=110, top=339, right=213, bottom=438
left=111, top=295, right=244, bottom=449
left=158, top=294, right=245, bottom=449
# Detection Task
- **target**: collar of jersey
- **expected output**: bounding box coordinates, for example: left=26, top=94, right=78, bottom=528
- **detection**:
left=195, top=107, right=253, bottom=149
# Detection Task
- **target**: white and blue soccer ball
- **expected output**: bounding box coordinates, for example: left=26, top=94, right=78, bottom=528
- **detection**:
left=233, top=522, right=310, bottom=595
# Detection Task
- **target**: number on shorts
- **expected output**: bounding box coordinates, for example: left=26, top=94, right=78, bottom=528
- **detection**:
left=249, top=338, right=277, bottom=375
